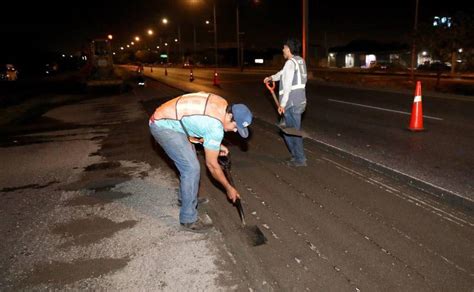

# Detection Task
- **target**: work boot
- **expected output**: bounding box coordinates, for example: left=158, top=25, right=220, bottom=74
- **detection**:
left=180, top=218, right=212, bottom=233
left=177, top=197, right=209, bottom=207
left=285, top=160, right=307, bottom=167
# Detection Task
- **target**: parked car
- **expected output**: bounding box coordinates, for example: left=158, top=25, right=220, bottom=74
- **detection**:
left=44, top=63, right=59, bottom=76
left=417, top=61, right=451, bottom=72
left=1, top=64, right=19, bottom=81
left=369, top=61, right=407, bottom=72
left=182, top=60, right=194, bottom=68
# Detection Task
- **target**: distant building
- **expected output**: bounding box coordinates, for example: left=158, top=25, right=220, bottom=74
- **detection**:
left=328, top=40, right=410, bottom=68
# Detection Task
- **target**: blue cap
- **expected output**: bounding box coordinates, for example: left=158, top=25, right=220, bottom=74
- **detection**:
left=231, top=104, right=252, bottom=138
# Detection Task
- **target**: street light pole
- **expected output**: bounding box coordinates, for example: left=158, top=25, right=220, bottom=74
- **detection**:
left=213, top=2, right=218, bottom=68
left=193, top=24, right=197, bottom=61
left=410, top=0, right=419, bottom=82
left=178, top=25, right=182, bottom=63
left=162, top=18, right=169, bottom=64
left=236, top=5, right=240, bottom=68
left=302, top=0, right=308, bottom=61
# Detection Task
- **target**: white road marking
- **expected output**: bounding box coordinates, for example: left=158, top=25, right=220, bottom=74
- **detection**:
left=328, top=98, right=444, bottom=121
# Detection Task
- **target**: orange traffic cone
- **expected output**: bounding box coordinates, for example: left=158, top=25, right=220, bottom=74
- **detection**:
left=213, top=70, right=220, bottom=86
left=189, top=68, right=194, bottom=82
left=408, top=81, right=424, bottom=131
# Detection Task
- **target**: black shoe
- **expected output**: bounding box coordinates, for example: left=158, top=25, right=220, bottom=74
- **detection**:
left=283, top=157, right=296, bottom=163
left=177, top=197, right=209, bottom=207
left=276, top=118, right=286, bottom=128
left=180, top=218, right=212, bottom=233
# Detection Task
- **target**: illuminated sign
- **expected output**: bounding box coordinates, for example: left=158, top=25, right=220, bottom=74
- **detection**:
left=433, top=16, right=452, bottom=27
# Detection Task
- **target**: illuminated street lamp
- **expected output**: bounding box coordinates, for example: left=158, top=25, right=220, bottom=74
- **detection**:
left=126, top=45, right=130, bottom=48
left=107, top=34, right=113, bottom=40
left=131, top=42, right=135, bottom=45
left=161, top=17, right=182, bottom=62
left=194, top=3, right=217, bottom=67
left=134, top=36, right=140, bottom=42
left=144, top=29, right=155, bottom=50
left=161, top=17, right=170, bottom=63
left=120, top=47, right=124, bottom=50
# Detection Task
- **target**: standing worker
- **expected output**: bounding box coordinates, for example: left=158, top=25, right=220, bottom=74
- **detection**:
left=149, top=92, right=253, bottom=233
left=263, top=38, right=307, bottom=167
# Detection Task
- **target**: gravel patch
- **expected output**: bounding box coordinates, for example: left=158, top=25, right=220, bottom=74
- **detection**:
left=5, top=159, right=232, bottom=290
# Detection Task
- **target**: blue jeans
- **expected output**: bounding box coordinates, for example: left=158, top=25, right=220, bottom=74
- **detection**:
left=283, top=104, right=306, bottom=163
left=149, top=123, right=200, bottom=224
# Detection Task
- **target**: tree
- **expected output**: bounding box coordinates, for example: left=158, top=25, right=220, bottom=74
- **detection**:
left=416, top=11, right=474, bottom=74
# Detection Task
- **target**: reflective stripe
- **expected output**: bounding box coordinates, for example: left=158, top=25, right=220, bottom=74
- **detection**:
left=182, top=92, right=208, bottom=98
left=279, top=57, right=306, bottom=96
left=290, top=58, right=301, bottom=85
left=279, top=84, right=306, bottom=95
left=292, top=84, right=306, bottom=90
left=414, top=95, right=422, bottom=102
left=152, top=92, right=227, bottom=123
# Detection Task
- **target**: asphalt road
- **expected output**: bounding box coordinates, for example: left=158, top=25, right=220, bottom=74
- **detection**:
left=1, top=72, right=473, bottom=290
left=140, top=66, right=474, bottom=205
left=137, top=75, right=473, bottom=291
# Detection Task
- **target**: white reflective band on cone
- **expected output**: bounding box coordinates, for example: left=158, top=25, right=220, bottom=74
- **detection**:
left=414, top=95, right=422, bottom=102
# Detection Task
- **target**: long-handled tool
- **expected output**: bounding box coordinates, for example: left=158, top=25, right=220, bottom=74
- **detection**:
left=218, top=154, right=267, bottom=246
left=218, top=155, right=246, bottom=225
left=219, top=154, right=247, bottom=226
left=265, top=81, right=308, bottom=137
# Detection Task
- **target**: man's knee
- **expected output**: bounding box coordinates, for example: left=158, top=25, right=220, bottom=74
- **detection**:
left=187, top=160, right=201, bottom=177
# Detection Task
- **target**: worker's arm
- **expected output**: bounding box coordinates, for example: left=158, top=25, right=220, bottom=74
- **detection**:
left=263, top=68, right=283, bottom=83
left=204, top=148, right=240, bottom=202
left=279, top=59, right=296, bottom=108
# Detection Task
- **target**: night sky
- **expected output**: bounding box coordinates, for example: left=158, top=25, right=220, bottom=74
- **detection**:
left=0, top=0, right=471, bottom=57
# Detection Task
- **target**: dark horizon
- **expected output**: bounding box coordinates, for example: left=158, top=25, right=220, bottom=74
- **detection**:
left=1, top=0, right=471, bottom=59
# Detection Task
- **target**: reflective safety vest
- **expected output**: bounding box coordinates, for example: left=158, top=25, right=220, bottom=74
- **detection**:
left=150, top=91, right=228, bottom=126
left=278, top=56, right=307, bottom=107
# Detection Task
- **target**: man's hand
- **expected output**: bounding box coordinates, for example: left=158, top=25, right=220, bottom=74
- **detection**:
left=205, top=148, right=239, bottom=203
left=263, top=76, right=272, bottom=83
left=226, top=186, right=240, bottom=203
left=278, top=106, right=285, bottom=115
left=219, top=144, right=229, bottom=156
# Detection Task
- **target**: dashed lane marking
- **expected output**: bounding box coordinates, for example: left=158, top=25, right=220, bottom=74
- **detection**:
left=328, top=98, right=444, bottom=121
